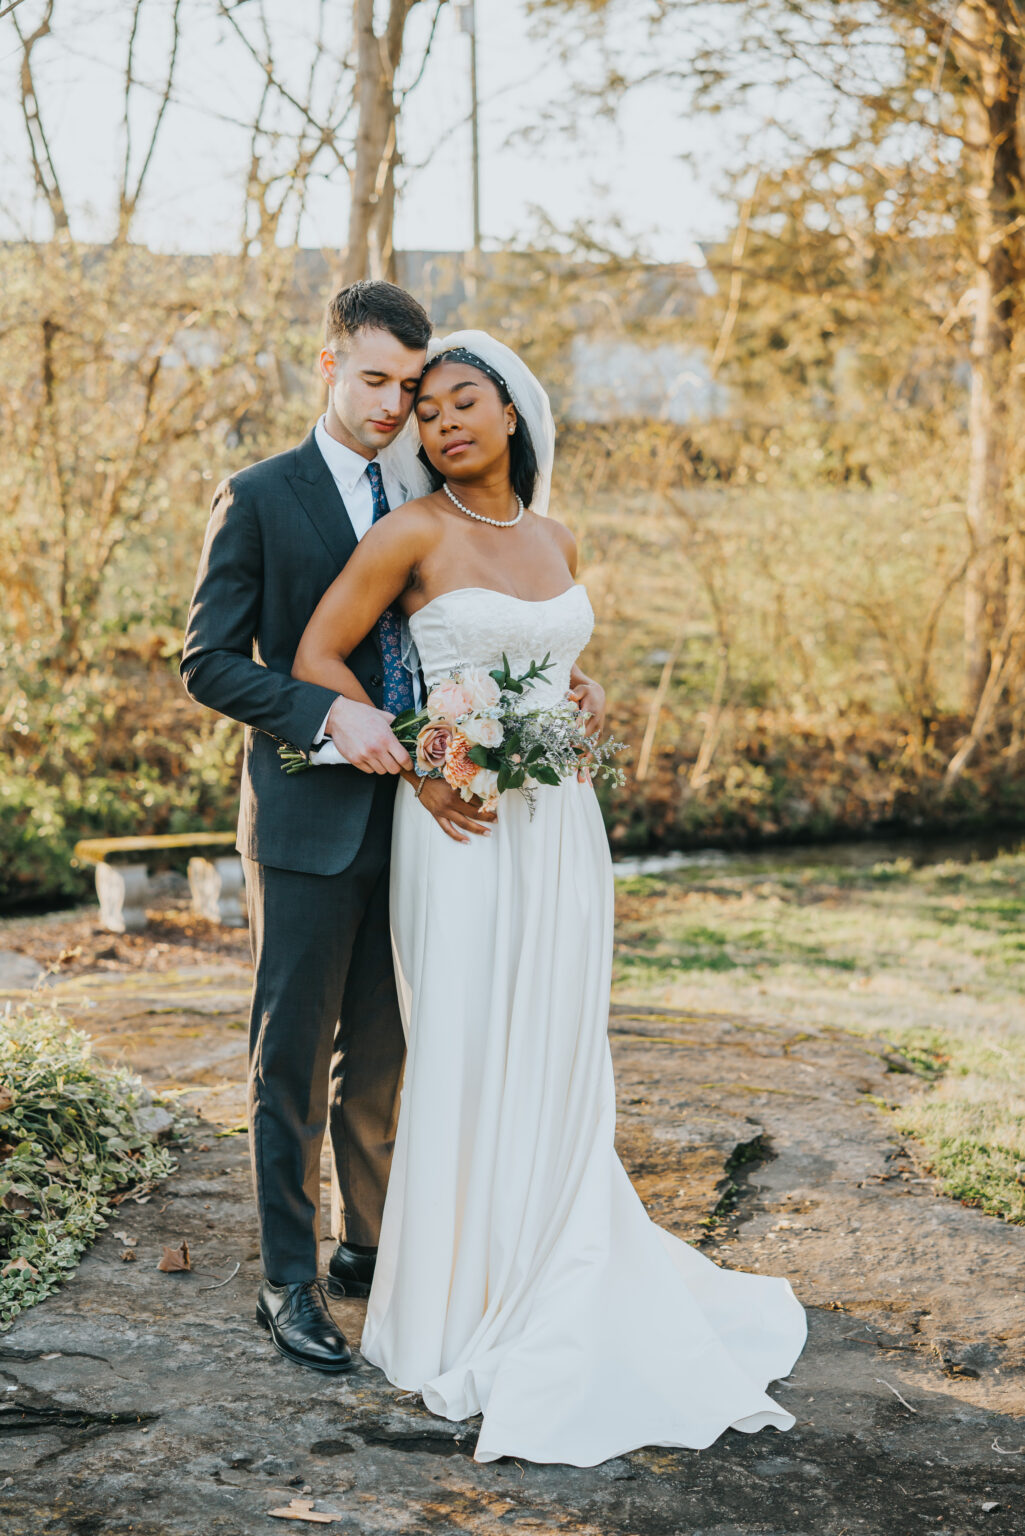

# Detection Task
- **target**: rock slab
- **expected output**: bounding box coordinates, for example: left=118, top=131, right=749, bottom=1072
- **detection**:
left=0, top=983, right=1022, bottom=1535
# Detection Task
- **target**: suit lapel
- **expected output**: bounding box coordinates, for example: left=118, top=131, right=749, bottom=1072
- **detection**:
left=286, top=428, right=359, bottom=570
left=286, top=427, right=382, bottom=667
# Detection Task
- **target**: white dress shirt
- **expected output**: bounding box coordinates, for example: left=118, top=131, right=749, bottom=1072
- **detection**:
left=309, top=416, right=415, bottom=765
left=313, top=414, right=405, bottom=540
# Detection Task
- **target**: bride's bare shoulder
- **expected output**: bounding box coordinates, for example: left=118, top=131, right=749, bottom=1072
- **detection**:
left=389, top=491, right=445, bottom=525
left=538, top=512, right=578, bottom=568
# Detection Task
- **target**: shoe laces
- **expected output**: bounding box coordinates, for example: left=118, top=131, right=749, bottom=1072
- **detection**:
left=284, top=1278, right=333, bottom=1327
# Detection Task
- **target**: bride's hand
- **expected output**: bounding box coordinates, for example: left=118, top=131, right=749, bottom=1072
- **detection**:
left=413, top=776, right=497, bottom=844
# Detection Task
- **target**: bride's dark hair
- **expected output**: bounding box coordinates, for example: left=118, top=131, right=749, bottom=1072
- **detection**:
left=416, top=348, right=540, bottom=508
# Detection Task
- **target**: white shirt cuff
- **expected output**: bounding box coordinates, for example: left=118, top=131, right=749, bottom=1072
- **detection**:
left=309, top=704, right=348, bottom=766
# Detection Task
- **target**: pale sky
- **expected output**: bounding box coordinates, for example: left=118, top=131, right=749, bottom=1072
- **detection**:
left=0, top=0, right=763, bottom=263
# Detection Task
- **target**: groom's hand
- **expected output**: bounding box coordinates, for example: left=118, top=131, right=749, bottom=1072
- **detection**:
left=567, top=677, right=606, bottom=737
left=416, top=777, right=497, bottom=844
left=325, top=695, right=412, bottom=774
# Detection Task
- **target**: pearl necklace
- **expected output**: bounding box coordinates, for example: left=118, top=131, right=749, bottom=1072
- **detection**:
left=443, top=481, right=525, bottom=527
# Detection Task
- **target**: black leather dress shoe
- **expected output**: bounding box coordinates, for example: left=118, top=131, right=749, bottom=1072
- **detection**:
left=256, top=1278, right=353, bottom=1372
left=326, top=1242, right=376, bottom=1299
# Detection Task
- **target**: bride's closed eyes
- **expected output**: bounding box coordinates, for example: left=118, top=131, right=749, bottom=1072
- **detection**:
left=416, top=384, right=481, bottom=423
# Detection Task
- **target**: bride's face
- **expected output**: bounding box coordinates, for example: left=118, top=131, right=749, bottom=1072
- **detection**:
left=415, top=362, right=517, bottom=481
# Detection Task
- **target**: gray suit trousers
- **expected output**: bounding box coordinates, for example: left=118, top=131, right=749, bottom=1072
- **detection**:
left=244, top=777, right=404, bottom=1283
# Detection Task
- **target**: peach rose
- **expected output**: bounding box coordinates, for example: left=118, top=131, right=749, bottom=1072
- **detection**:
left=427, top=678, right=474, bottom=722
left=415, top=722, right=453, bottom=774
left=461, top=715, right=503, bottom=749
left=458, top=666, right=501, bottom=712
left=443, top=732, right=479, bottom=796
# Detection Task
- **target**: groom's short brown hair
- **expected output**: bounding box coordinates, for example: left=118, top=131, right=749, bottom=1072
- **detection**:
left=325, top=280, right=431, bottom=353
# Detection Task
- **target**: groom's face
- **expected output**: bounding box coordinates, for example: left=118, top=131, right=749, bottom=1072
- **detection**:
left=319, top=326, right=427, bottom=457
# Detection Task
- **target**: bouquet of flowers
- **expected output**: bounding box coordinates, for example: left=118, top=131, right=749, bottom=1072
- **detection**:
left=279, top=654, right=625, bottom=812
left=399, top=653, right=625, bottom=812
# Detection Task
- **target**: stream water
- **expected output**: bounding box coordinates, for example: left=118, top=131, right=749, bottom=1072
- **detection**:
left=611, top=825, right=1025, bottom=880
left=5, top=827, right=1025, bottom=919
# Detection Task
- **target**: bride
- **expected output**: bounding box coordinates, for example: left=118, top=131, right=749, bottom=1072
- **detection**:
left=291, top=330, right=807, bottom=1467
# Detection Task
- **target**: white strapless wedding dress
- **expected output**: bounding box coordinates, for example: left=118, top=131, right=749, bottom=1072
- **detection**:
left=359, top=584, right=807, bottom=1466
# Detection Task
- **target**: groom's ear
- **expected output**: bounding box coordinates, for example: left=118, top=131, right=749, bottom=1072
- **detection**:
left=319, top=347, right=337, bottom=385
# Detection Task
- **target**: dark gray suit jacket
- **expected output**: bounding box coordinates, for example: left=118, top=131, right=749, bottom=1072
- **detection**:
left=181, top=429, right=391, bottom=876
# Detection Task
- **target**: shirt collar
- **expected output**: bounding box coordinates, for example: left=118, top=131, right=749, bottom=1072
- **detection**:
left=314, top=415, right=378, bottom=494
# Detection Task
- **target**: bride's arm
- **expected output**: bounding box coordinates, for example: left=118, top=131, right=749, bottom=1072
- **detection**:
left=292, top=506, right=430, bottom=774
left=293, top=507, right=423, bottom=696
left=294, top=506, right=496, bottom=843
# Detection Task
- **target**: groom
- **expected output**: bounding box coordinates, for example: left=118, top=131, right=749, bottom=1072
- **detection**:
left=181, top=282, right=499, bottom=1373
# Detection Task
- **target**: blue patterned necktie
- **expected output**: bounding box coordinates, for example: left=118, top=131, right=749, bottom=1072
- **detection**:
left=365, top=461, right=415, bottom=716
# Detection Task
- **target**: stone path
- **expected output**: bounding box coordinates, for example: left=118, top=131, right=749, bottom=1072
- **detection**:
left=1, top=962, right=1023, bottom=1535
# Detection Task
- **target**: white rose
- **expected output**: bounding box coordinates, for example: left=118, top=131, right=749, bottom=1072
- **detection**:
left=469, top=766, right=499, bottom=804
left=462, top=715, right=504, bottom=749
left=458, top=666, right=501, bottom=712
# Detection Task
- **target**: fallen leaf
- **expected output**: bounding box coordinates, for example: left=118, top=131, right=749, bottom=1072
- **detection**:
left=0, top=1086, right=13, bottom=1112
left=121, top=1249, right=137, bottom=1263
left=157, top=1240, right=190, bottom=1273
left=1, top=1258, right=38, bottom=1278
left=2, top=1191, right=34, bottom=1214
left=982, top=1503, right=1001, bottom=1514
left=268, top=1498, right=341, bottom=1524
left=113, top=1230, right=137, bottom=1246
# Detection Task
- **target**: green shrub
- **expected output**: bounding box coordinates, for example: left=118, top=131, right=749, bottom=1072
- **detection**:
left=0, top=1004, right=178, bottom=1328
left=0, top=658, right=242, bottom=909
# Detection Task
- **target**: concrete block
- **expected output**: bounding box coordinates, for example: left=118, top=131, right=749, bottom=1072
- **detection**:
left=188, top=854, right=246, bottom=927
left=95, top=862, right=150, bottom=933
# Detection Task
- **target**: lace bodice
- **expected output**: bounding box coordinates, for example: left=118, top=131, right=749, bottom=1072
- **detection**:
left=407, top=585, right=595, bottom=703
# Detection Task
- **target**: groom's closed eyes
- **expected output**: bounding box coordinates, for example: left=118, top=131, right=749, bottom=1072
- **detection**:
left=361, top=370, right=420, bottom=394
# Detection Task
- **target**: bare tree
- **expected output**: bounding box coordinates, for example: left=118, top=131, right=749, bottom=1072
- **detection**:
left=219, top=0, right=445, bottom=283
left=343, top=0, right=443, bottom=284
left=0, top=1, right=335, bottom=672
left=950, top=4, right=1025, bottom=710
left=536, top=0, right=1025, bottom=768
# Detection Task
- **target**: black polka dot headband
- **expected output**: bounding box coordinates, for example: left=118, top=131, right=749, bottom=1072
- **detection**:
left=420, top=346, right=511, bottom=399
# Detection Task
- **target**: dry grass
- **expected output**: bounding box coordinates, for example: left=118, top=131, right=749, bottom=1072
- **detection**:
left=611, top=848, right=1025, bottom=1222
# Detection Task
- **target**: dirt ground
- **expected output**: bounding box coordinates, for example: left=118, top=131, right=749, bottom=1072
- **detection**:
left=0, top=897, right=1023, bottom=1535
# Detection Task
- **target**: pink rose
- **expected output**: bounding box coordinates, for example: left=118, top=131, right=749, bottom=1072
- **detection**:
left=462, top=715, right=503, bottom=749
left=458, top=667, right=501, bottom=712
left=415, top=722, right=453, bottom=774
left=427, top=678, right=474, bottom=722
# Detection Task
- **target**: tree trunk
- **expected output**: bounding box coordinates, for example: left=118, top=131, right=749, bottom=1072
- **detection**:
left=341, top=0, right=413, bottom=286
left=954, top=2, right=1022, bottom=709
